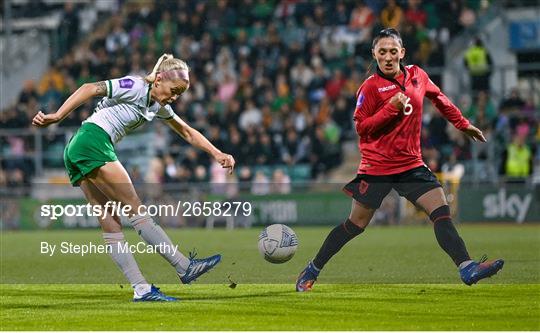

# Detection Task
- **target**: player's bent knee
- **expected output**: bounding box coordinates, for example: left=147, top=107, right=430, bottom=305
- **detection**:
left=348, top=215, right=371, bottom=229
left=349, top=201, right=375, bottom=228
left=99, top=215, right=123, bottom=232
left=343, top=218, right=366, bottom=235
left=429, top=205, right=451, bottom=223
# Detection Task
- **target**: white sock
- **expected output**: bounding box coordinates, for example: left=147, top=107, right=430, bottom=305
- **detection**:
left=134, top=283, right=152, bottom=296
left=129, top=215, right=191, bottom=274
left=459, top=260, right=474, bottom=270
left=103, top=232, right=148, bottom=287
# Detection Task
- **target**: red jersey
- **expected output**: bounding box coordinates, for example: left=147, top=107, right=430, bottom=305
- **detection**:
left=353, top=65, right=470, bottom=175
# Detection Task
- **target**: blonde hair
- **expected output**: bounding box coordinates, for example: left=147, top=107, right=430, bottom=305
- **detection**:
left=145, top=53, right=190, bottom=83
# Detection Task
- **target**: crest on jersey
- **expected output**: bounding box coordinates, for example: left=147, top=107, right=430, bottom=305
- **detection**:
left=119, top=78, right=134, bottom=89
left=412, top=78, right=418, bottom=88
left=356, top=93, right=365, bottom=108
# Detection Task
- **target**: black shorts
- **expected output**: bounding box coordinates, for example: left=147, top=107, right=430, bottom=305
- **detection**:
left=342, top=166, right=442, bottom=209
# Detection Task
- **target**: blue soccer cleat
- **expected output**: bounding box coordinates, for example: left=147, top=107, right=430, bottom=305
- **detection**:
left=296, top=261, right=320, bottom=292
left=180, top=252, right=222, bottom=284
left=133, top=285, right=178, bottom=302
left=460, top=255, right=504, bottom=286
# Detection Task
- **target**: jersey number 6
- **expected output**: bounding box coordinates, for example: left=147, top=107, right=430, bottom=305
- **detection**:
left=403, top=96, right=413, bottom=116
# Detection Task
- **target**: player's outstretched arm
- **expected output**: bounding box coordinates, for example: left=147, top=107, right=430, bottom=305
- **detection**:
left=166, top=115, right=236, bottom=174
left=32, top=81, right=107, bottom=127
left=462, top=123, right=487, bottom=142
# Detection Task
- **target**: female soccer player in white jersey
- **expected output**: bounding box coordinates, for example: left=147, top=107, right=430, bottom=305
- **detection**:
left=32, top=54, right=234, bottom=301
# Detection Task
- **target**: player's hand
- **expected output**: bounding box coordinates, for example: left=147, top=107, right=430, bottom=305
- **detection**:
left=462, top=124, right=487, bottom=142
left=32, top=111, right=60, bottom=127
left=215, top=152, right=235, bottom=175
left=389, top=92, right=409, bottom=111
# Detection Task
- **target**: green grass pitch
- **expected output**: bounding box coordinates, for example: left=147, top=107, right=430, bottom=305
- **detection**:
left=1, top=224, right=539, bottom=330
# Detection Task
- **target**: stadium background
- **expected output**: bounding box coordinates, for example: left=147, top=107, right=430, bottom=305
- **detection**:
left=1, top=0, right=538, bottom=228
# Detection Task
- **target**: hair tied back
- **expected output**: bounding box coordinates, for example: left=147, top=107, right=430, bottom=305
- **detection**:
left=145, top=53, right=175, bottom=83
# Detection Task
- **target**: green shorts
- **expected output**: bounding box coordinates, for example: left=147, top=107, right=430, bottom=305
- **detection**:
left=64, top=122, right=118, bottom=186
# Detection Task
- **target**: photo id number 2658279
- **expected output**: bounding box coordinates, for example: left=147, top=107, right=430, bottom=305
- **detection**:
left=180, top=201, right=252, bottom=217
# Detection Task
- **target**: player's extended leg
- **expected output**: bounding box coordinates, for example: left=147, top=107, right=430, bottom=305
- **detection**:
left=86, top=161, right=221, bottom=284
left=79, top=179, right=176, bottom=301
left=314, top=200, right=374, bottom=268
left=415, top=187, right=504, bottom=285
left=296, top=200, right=375, bottom=292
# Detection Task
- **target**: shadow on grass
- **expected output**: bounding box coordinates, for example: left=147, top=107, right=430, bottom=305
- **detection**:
left=0, top=288, right=298, bottom=309
left=181, top=289, right=295, bottom=301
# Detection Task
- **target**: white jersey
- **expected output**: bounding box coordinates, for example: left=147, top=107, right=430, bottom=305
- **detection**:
left=84, top=76, right=174, bottom=143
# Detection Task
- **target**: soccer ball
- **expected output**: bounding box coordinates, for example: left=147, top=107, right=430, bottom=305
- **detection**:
left=258, top=224, right=298, bottom=264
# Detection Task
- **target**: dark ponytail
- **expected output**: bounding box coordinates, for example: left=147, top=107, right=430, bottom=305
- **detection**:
left=364, top=61, right=374, bottom=81
left=371, top=28, right=403, bottom=49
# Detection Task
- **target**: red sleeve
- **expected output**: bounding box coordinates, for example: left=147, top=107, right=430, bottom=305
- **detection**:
left=353, top=82, right=400, bottom=137
left=422, top=69, right=470, bottom=130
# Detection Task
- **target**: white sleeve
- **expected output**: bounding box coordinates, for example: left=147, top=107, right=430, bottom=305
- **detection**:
left=106, top=76, right=144, bottom=103
left=156, top=105, right=175, bottom=120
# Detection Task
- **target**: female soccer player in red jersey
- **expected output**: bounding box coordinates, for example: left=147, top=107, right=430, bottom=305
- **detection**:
left=296, top=29, right=504, bottom=292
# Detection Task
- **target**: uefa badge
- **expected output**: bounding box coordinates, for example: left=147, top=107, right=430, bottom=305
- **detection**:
left=356, top=93, right=365, bottom=108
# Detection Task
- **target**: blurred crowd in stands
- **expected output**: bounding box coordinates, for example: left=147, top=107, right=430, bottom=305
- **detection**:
left=1, top=0, right=538, bottom=190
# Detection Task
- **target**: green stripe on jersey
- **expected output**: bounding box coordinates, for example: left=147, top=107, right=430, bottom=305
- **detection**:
left=146, top=84, right=152, bottom=107
left=107, top=80, right=112, bottom=98
left=127, top=116, right=145, bottom=131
